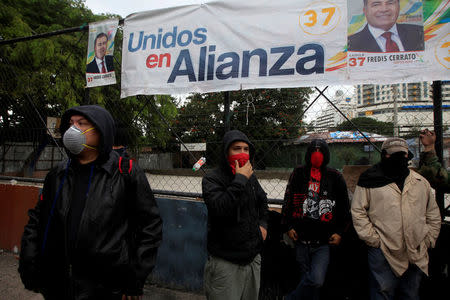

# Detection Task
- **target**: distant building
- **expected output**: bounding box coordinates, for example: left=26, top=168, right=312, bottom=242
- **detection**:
left=315, top=90, right=357, bottom=131
left=355, top=81, right=450, bottom=135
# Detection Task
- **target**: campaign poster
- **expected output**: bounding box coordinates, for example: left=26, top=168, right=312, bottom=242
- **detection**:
left=347, top=0, right=424, bottom=75
left=86, top=19, right=119, bottom=88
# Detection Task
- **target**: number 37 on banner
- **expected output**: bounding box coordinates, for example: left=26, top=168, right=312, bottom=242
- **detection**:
left=299, top=1, right=341, bottom=35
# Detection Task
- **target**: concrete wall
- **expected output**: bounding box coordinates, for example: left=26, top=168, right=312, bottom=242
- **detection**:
left=1, top=145, right=176, bottom=175
left=0, top=181, right=206, bottom=291
left=1, top=144, right=64, bottom=175
left=150, top=198, right=208, bottom=291
left=0, top=183, right=40, bottom=252
left=1, top=143, right=35, bottom=174
left=137, top=152, right=174, bottom=170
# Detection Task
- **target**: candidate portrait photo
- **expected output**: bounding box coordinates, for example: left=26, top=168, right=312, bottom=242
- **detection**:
left=347, top=0, right=425, bottom=53
left=86, top=32, right=115, bottom=74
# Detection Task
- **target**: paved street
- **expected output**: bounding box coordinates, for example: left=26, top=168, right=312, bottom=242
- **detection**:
left=0, top=250, right=43, bottom=300
left=0, top=250, right=205, bottom=300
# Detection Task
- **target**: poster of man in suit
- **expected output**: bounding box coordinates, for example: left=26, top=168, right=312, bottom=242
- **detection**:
left=86, top=19, right=118, bottom=88
left=348, top=0, right=424, bottom=53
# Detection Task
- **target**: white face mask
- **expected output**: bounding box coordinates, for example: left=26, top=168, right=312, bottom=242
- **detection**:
left=62, top=125, right=97, bottom=155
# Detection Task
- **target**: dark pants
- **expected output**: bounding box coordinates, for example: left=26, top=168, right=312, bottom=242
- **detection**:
left=286, top=243, right=330, bottom=300
left=204, top=255, right=261, bottom=300
left=368, top=247, right=423, bottom=300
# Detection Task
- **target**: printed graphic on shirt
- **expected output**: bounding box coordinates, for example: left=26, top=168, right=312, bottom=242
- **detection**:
left=292, top=193, right=306, bottom=218
left=291, top=179, right=335, bottom=222
left=304, top=179, right=321, bottom=219
left=319, top=199, right=335, bottom=222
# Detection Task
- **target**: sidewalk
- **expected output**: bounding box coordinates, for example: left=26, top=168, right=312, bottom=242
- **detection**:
left=0, top=250, right=205, bottom=300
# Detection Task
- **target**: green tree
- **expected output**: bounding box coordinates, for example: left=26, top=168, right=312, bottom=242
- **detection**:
left=336, top=117, right=394, bottom=136
left=0, top=0, right=178, bottom=150
left=0, top=0, right=102, bottom=141
left=175, top=92, right=225, bottom=143
left=336, top=146, right=358, bottom=165
left=175, top=88, right=313, bottom=168
left=230, top=88, right=312, bottom=140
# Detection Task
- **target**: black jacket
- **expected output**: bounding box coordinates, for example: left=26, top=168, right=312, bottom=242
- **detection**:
left=281, top=139, right=350, bottom=243
left=86, top=55, right=115, bottom=73
left=19, top=106, right=162, bottom=299
left=202, top=130, right=269, bottom=265
left=348, top=23, right=424, bottom=52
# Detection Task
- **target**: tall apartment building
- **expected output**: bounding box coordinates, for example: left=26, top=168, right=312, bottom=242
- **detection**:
left=355, top=81, right=450, bottom=135
left=314, top=90, right=358, bottom=131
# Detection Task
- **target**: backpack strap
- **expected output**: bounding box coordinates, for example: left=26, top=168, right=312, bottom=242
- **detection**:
left=119, top=155, right=133, bottom=175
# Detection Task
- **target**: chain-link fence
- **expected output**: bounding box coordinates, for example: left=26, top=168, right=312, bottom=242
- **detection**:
left=1, top=24, right=449, bottom=205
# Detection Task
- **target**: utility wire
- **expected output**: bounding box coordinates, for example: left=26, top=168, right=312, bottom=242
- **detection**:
left=317, top=87, right=381, bottom=153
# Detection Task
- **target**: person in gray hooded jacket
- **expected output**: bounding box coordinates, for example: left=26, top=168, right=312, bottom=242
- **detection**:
left=19, top=105, right=162, bottom=300
left=202, top=130, right=269, bottom=300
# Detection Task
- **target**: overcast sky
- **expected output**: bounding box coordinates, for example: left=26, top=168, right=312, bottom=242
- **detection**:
left=84, top=0, right=204, bottom=18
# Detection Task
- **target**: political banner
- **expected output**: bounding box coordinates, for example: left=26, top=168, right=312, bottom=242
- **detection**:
left=347, top=0, right=449, bottom=81
left=86, top=19, right=119, bottom=88
left=121, top=0, right=449, bottom=97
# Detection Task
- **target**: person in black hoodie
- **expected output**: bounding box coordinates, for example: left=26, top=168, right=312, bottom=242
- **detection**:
left=19, top=105, right=162, bottom=300
left=281, top=139, right=350, bottom=300
left=202, top=130, right=269, bottom=300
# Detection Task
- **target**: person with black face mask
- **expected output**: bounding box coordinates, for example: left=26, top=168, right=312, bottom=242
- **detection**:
left=352, top=137, right=441, bottom=300
left=281, top=139, right=351, bottom=300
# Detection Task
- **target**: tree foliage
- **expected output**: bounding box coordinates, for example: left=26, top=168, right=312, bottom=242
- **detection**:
left=336, top=146, right=358, bottom=165
left=177, top=88, right=312, bottom=142
left=0, top=0, right=177, bottom=149
left=175, top=88, right=313, bottom=168
left=336, top=117, right=394, bottom=136
left=229, top=88, right=312, bottom=141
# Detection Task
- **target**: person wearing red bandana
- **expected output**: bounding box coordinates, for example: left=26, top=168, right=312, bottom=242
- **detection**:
left=202, top=130, right=268, bottom=300
left=281, top=139, right=350, bottom=300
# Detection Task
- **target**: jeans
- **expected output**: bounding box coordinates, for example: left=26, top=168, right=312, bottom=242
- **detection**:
left=286, top=243, right=330, bottom=300
left=368, top=247, right=423, bottom=300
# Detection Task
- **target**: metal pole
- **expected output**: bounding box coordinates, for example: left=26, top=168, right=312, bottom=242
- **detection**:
left=0, top=19, right=124, bottom=46
left=432, top=80, right=444, bottom=219
left=84, top=88, right=91, bottom=105
left=392, top=84, right=399, bottom=137
left=223, top=91, right=231, bottom=132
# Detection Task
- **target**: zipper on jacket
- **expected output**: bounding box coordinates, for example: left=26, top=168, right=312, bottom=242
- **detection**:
left=73, top=164, right=95, bottom=252
left=63, top=173, right=75, bottom=300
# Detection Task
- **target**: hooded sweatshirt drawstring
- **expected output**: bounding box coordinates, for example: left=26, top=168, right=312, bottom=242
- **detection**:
left=41, top=159, right=71, bottom=253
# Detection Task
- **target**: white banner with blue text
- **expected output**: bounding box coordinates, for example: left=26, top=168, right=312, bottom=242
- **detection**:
left=121, top=0, right=449, bottom=97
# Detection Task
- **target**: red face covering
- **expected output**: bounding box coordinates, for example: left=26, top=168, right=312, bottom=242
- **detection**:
left=310, top=150, right=323, bottom=181
left=228, top=153, right=250, bottom=174
left=310, top=151, right=324, bottom=168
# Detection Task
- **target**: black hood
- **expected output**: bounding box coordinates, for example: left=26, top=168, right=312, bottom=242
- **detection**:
left=60, top=105, right=115, bottom=161
left=220, top=130, right=255, bottom=172
left=304, top=139, right=330, bottom=168
left=358, top=153, right=410, bottom=189
left=357, top=162, right=392, bottom=188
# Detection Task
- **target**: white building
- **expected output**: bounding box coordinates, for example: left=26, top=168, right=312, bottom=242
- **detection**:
left=355, top=81, right=450, bottom=135
left=315, top=90, right=358, bottom=131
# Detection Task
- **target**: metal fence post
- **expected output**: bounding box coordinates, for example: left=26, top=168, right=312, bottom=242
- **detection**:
left=432, top=80, right=444, bottom=218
